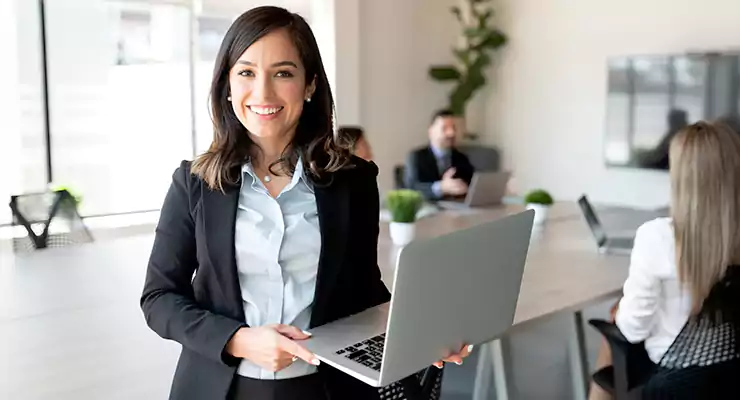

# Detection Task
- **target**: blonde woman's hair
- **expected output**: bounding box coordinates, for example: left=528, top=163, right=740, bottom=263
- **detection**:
left=669, top=120, right=740, bottom=313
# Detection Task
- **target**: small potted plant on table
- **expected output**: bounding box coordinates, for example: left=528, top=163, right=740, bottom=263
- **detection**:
left=385, top=189, right=424, bottom=246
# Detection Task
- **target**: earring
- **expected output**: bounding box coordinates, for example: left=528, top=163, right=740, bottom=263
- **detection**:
left=227, top=96, right=232, bottom=101
left=306, top=97, right=312, bottom=103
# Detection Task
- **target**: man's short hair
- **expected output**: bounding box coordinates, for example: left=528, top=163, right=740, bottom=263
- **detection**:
left=430, top=109, right=456, bottom=124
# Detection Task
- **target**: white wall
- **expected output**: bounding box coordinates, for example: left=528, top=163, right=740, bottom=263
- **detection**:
left=485, top=0, right=740, bottom=208
left=357, top=0, right=460, bottom=191
left=333, top=0, right=360, bottom=126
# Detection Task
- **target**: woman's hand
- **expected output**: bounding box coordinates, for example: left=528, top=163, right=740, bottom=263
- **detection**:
left=432, top=344, right=474, bottom=369
left=226, top=324, right=320, bottom=372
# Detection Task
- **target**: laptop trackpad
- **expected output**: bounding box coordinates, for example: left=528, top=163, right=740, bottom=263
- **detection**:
left=304, top=303, right=390, bottom=355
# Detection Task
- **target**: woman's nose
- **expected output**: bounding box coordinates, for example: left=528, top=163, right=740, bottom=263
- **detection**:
left=252, top=74, right=276, bottom=100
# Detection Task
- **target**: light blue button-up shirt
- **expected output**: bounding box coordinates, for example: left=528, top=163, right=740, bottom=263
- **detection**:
left=234, top=159, right=321, bottom=380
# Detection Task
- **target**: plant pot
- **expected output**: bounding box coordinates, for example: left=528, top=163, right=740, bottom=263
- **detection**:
left=526, top=203, right=549, bottom=225
left=389, top=222, right=416, bottom=246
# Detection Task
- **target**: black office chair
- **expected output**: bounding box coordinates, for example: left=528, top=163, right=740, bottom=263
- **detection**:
left=641, top=267, right=740, bottom=399
left=590, top=267, right=740, bottom=400
left=8, top=190, right=93, bottom=252
left=394, top=165, right=406, bottom=189
left=588, top=319, right=654, bottom=399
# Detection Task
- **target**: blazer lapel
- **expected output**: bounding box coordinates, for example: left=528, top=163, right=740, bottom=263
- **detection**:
left=310, top=174, right=350, bottom=327
left=202, top=181, right=245, bottom=322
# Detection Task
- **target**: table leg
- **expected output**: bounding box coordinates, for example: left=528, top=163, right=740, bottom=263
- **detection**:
left=472, top=340, right=491, bottom=400
left=568, top=311, right=590, bottom=400
left=473, top=337, right=513, bottom=400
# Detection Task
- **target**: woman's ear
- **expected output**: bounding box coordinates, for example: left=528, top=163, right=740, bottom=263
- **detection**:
left=305, top=75, right=317, bottom=100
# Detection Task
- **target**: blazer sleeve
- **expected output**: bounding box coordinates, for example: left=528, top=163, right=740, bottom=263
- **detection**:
left=614, top=223, right=661, bottom=343
left=356, top=160, right=392, bottom=306
left=140, top=161, right=244, bottom=366
left=404, top=151, right=439, bottom=200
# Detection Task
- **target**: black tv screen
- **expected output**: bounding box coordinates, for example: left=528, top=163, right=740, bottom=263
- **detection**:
left=604, top=52, right=740, bottom=170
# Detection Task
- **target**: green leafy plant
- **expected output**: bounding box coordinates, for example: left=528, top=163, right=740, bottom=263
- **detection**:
left=524, top=189, right=554, bottom=206
left=386, top=190, right=424, bottom=223
left=51, top=184, right=83, bottom=205
left=428, top=0, right=507, bottom=116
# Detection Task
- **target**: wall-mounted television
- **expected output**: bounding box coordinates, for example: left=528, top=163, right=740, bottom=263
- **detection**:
left=604, top=51, right=740, bottom=170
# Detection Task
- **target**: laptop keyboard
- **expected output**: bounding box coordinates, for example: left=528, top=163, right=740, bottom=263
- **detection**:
left=335, top=333, right=385, bottom=371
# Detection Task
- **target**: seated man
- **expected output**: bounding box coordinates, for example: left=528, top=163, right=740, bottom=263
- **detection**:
left=404, top=109, right=474, bottom=200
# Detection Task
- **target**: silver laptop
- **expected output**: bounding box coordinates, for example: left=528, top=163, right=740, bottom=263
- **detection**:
left=437, top=171, right=512, bottom=209
left=303, top=210, right=534, bottom=387
left=577, top=195, right=634, bottom=255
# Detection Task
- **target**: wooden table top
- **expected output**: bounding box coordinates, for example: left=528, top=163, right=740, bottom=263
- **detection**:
left=377, top=203, right=630, bottom=327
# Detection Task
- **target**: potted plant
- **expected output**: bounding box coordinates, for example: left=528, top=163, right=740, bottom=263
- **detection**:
left=385, top=189, right=424, bottom=246
left=524, top=189, right=554, bottom=225
left=428, top=0, right=507, bottom=140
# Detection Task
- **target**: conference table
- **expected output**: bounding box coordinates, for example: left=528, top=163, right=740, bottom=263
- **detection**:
left=0, top=202, right=645, bottom=399
left=377, top=203, right=634, bottom=400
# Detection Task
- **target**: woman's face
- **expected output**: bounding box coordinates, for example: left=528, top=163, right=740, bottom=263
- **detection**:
left=354, top=137, right=373, bottom=161
left=228, top=29, right=315, bottom=142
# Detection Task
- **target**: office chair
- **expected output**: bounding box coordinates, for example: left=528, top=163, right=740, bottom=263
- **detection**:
left=590, top=267, right=740, bottom=400
left=9, top=189, right=93, bottom=252
left=588, top=319, right=654, bottom=400
left=394, top=165, right=406, bottom=189
left=641, top=267, right=740, bottom=399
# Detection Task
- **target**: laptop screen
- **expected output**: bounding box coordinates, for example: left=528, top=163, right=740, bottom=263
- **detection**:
left=577, top=195, right=607, bottom=247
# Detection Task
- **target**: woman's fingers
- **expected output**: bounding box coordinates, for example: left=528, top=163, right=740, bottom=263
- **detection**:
left=437, top=344, right=474, bottom=366
left=274, top=324, right=312, bottom=340
left=278, top=334, right=320, bottom=366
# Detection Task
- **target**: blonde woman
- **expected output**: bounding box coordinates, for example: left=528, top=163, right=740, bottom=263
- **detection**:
left=589, top=120, right=740, bottom=400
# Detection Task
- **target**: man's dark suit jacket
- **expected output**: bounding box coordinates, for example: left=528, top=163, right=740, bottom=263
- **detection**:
left=403, top=146, right=475, bottom=200
left=140, top=157, right=390, bottom=400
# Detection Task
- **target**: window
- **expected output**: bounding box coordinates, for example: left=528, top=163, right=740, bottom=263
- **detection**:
left=0, top=0, right=48, bottom=225
left=2, top=0, right=324, bottom=223
left=45, top=0, right=193, bottom=216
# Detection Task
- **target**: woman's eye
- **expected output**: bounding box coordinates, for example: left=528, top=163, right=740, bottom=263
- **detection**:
left=238, top=70, right=254, bottom=77
left=276, top=70, right=294, bottom=78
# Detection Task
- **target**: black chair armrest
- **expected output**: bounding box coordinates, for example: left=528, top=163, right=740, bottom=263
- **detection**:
left=589, top=318, right=631, bottom=346
left=589, top=319, right=653, bottom=399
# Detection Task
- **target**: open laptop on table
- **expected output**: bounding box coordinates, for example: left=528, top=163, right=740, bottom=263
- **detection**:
left=303, top=210, right=534, bottom=387
left=577, top=195, right=634, bottom=255
left=437, top=171, right=511, bottom=210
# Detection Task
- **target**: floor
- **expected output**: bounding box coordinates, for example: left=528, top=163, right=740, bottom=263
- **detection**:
left=2, top=204, right=656, bottom=400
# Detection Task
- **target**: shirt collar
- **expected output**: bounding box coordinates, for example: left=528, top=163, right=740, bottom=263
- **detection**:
left=241, top=157, right=314, bottom=194
left=430, top=145, right=451, bottom=159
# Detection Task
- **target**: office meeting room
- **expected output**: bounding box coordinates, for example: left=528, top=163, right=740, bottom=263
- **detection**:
left=3, top=0, right=740, bottom=399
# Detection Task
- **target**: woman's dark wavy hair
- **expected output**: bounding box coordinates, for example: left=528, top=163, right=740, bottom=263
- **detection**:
left=192, top=6, right=353, bottom=191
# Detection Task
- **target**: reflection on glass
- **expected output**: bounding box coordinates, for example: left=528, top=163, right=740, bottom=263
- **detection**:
left=604, top=52, right=740, bottom=170
left=46, top=0, right=193, bottom=216
left=633, top=56, right=670, bottom=149
left=673, top=56, right=706, bottom=124
left=604, top=58, right=630, bottom=164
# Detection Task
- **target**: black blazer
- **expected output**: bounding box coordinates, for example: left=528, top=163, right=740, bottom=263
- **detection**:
left=140, top=157, right=391, bottom=400
left=403, top=146, right=475, bottom=200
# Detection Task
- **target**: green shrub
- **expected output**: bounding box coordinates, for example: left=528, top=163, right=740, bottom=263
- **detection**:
left=385, top=190, right=423, bottom=223
left=524, top=189, right=553, bottom=205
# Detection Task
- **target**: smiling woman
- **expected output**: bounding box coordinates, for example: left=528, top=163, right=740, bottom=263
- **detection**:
left=140, top=6, right=399, bottom=400
left=192, top=6, right=349, bottom=192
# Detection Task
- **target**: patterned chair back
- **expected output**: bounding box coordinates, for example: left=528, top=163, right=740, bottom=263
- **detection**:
left=642, top=266, right=740, bottom=399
